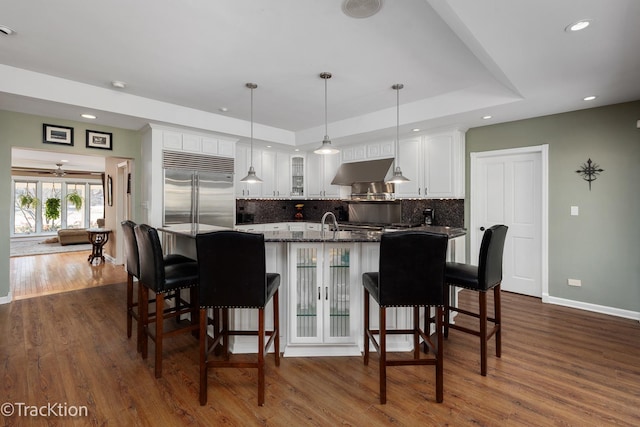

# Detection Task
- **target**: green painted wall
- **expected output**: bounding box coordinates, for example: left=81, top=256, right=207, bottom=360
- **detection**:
left=465, top=101, right=640, bottom=312
left=0, top=110, right=142, bottom=299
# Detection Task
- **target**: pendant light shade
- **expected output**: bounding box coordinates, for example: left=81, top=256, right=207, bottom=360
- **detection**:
left=386, top=83, right=410, bottom=184
left=240, top=83, right=263, bottom=183
left=314, top=72, right=339, bottom=155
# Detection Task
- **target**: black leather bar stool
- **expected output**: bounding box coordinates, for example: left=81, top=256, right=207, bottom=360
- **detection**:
left=134, top=224, right=199, bottom=378
left=195, top=230, right=280, bottom=406
left=362, top=231, right=448, bottom=404
left=120, top=220, right=194, bottom=350
left=444, top=224, right=508, bottom=376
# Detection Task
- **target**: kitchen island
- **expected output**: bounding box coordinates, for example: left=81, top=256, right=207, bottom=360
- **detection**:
left=159, top=223, right=465, bottom=357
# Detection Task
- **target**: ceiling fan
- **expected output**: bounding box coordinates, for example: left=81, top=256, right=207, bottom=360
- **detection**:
left=52, top=163, right=66, bottom=177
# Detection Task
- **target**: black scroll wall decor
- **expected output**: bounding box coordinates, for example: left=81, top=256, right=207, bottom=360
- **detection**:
left=576, top=158, right=604, bottom=191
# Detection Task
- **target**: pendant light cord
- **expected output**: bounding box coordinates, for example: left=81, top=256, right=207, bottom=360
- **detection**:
left=324, top=76, right=328, bottom=138
left=392, top=83, right=403, bottom=171
left=396, top=84, right=400, bottom=169
left=250, top=84, right=254, bottom=167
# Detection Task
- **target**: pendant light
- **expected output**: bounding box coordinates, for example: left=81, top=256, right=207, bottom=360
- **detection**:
left=387, top=83, right=410, bottom=183
left=314, top=72, right=339, bottom=155
left=240, top=82, right=263, bottom=183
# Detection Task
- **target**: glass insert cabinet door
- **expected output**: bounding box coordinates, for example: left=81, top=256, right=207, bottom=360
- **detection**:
left=289, top=243, right=358, bottom=344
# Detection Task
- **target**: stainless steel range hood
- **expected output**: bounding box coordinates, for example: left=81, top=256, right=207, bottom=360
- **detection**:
left=331, top=158, right=395, bottom=199
left=331, top=158, right=393, bottom=185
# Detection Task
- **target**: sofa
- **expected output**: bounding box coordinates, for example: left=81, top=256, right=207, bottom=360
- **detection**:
left=57, top=229, right=90, bottom=245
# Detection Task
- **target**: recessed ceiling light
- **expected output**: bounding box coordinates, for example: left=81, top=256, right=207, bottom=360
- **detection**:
left=565, top=19, right=591, bottom=32
left=60, top=159, right=69, bottom=163
left=294, top=149, right=300, bottom=152
left=583, top=96, right=597, bottom=101
left=412, top=128, right=420, bottom=132
left=266, top=145, right=272, bottom=148
left=111, top=80, right=126, bottom=89
left=219, top=107, right=229, bottom=112
left=0, top=25, right=16, bottom=35
left=482, top=115, right=493, bottom=120
left=81, top=114, right=97, bottom=119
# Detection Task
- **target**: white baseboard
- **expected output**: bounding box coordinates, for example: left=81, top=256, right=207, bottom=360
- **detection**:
left=543, top=293, right=640, bottom=321
left=0, top=292, right=13, bottom=305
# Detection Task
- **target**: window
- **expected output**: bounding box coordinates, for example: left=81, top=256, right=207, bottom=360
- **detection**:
left=14, top=181, right=38, bottom=234
left=89, top=184, right=104, bottom=228
left=11, top=178, right=103, bottom=236
left=66, top=183, right=85, bottom=229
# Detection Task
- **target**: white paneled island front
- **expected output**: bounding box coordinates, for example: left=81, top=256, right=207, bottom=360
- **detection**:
left=159, top=224, right=465, bottom=357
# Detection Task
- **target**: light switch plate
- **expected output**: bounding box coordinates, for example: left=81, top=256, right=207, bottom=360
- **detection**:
left=570, top=206, right=579, bottom=216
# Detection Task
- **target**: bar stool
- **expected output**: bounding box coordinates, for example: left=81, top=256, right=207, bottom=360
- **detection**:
left=444, top=224, right=508, bottom=376
left=362, top=231, right=448, bottom=404
left=195, top=231, right=280, bottom=406
left=135, top=224, right=200, bottom=378
left=120, top=220, right=194, bottom=350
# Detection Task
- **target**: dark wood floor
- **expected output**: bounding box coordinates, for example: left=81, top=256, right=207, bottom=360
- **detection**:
left=3, top=252, right=640, bottom=426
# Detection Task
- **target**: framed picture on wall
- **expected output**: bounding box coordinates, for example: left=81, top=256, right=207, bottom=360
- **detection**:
left=86, top=130, right=113, bottom=150
left=43, top=124, right=74, bottom=145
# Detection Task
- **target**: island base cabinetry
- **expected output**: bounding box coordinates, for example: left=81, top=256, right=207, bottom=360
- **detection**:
left=285, top=243, right=361, bottom=357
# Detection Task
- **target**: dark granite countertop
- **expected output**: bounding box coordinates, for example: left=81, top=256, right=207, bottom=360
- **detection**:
left=159, top=222, right=465, bottom=242
left=261, top=225, right=465, bottom=243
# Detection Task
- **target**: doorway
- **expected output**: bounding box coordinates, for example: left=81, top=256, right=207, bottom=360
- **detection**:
left=470, top=145, right=548, bottom=298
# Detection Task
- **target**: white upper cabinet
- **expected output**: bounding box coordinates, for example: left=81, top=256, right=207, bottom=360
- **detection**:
left=235, top=144, right=263, bottom=197
left=162, top=130, right=235, bottom=158
left=393, top=137, right=422, bottom=198
left=306, top=153, right=340, bottom=198
left=394, top=129, right=465, bottom=199
left=341, top=141, right=394, bottom=163
left=261, top=150, right=291, bottom=198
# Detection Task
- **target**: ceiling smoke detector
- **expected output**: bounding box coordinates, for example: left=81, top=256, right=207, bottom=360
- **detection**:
left=0, top=25, right=16, bottom=36
left=342, top=0, right=382, bottom=19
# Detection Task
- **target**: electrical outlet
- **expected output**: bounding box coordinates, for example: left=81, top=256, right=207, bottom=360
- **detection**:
left=567, top=278, right=582, bottom=287
left=570, top=206, right=579, bottom=216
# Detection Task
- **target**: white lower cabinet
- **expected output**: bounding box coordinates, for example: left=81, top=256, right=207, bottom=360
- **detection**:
left=285, top=243, right=361, bottom=356
left=222, top=235, right=465, bottom=357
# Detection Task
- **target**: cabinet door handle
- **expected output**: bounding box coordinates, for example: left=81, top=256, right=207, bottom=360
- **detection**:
left=318, top=287, right=321, bottom=300
left=325, top=287, right=328, bottom=300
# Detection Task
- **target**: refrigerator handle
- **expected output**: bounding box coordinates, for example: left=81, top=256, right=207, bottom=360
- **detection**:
left=193, top=173, right=199, bottom=224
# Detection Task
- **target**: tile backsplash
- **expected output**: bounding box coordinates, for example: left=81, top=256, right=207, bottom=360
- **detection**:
left=236, top=199, right=464, bottom=228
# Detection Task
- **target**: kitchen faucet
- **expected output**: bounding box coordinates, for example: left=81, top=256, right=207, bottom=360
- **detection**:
left=320, top=211, right=339, bottom=238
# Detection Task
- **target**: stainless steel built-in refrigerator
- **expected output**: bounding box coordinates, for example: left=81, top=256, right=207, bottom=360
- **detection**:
left=163, top=169, right=234, bottom=228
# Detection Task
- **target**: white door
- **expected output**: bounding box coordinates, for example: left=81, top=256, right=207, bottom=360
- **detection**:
left=471, top=146, right=548, bottom=297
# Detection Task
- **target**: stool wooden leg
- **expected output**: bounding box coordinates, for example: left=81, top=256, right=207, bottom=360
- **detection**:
left=479, top=291, right=488, bottom=376
left=199, top=307, right=208, bottom=406
left=435, top=306, right=444, bottom=403
left=413, top=306, right=420, bottom=359
left=494, top=284, right=502, bottom=358
left=258, top=307, right=265, bottom=406
left=443, top=284, right=451, bottom=338
left=363, top=289, right=370, bottom=366
left=155, top=292, right=164, bottom=378
left=127, top=274, right=134, bottom=338
left=379, top=306, right=387, bottom=404
left=273, top=290, right=280, bottom=367
left=140, top=285, right=149, bottom=359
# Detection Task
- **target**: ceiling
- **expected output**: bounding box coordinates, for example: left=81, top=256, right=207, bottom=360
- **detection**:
left=2, top=0, right=640, bottom=154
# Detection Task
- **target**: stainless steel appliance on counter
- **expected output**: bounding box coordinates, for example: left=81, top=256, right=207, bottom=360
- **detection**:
left=163, top=151, right=235, bottom=228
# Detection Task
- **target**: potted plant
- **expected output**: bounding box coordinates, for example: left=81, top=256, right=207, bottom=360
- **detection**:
left=66, top=191, right=83, bottom=210
left=44, top=197, right=61, bottom=228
